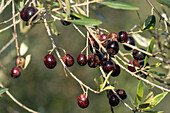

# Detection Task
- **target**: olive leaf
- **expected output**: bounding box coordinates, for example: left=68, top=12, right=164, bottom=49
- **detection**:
left=144, top=37, right=154, bottom=67
left=100, top=1, right=139, bottom=10
left=142, top=15, right=156, bottom=31
left=137, top=80, right=144, bottom=105
left=0, top=88, right=8, bottom=95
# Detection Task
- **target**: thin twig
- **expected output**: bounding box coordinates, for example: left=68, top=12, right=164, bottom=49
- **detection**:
left=0, top=83, right=39, bottom=113
left=52, top=0, right=103, bottom=12
left=12, top=0, right=20, bottom=57
left=0, top=36, right=15, bottom=54
left=42, top=12, right=100, bottom=94
left=0, top=13, right=19, bottom=25
left=0, top=20, right=20, bottom=33
left=0, top=0, right=12, bottom=14
left=146, top=0, right=170, bottom=27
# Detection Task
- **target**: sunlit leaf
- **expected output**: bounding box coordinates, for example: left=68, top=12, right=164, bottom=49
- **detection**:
left=100, top=70, right=113, bottom=91
left=144, top=92, right=154, bottom=103
left=141, top=92, right=168, bottom=110
left=155, top=62, right=162, bottom=67
left=99, top=83, right=103, bottom=90
left=150, top=92, right=168, bottom=108
left=20, top=41, right=29, bottom=56
left=102, top=86, right=115, bottom=91
left=100, top=1, right=139, bottom=10
left=142, top=15, right=156, bottom=31
left=132, top=34, right=150, bottom=47
left=65, top=12, right=102, bottom=26
left=0, top=88, right=8, bottom=95
left=37, top=3, right=43, bottom=8
left=71, top=12, right=89, bottom=19
left=23, top=54, right=31, bottom=70
left=65, top=0, right=70, bottom=19
left=144, top=37, right=154, bottom=66
left=137, top=80, right=144, bottom=105
left=69, top=19, right=102, bottom=26
left=51, top=22, right=60, bottom=36
left=147, top=37, right=155, bottom=54
left=19, top=0, right=25, bottom=11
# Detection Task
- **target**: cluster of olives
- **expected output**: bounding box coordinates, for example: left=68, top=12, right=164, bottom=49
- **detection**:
left=19, top=6, right=148, bottom=110
left=10, top=57, right=25, bottom=78
left=10, top=7, right=37, bottom=78
left=87, top=31, right=135, bottom=77
left=107, top=89, right=127, bottom=107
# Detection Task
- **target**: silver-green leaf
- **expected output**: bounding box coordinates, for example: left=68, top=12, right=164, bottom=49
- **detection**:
left=0, top=88, right=8, bottom=95
left=137, top=80, right=144, bottom=105
left=100, top=1, right=139, bottom=10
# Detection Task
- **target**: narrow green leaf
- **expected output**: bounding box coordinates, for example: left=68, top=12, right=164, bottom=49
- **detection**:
left=99, top=75, right=104, bottom=84
left=156, top=0, right=170, bottom=7
left=137, top=80, right=144, bottom=105
left=143, top=92, right=168, bottom=110
left=100, top=1, right=139, bottom=10
left=0, top=88, right=8, bottom=95
left=155, top=62, right=162, bottom=67
left=51, top=22, right=60, bottom=36
left=142, top=15, right=156, bottom=31
left=144, top=92, right=154, bottom=103
left=50, top=2, right=59, bottom=9
left=147, top=37, right=155, bottom=54
left=102, top=86, right=115, bottom=91
left=37, top=3, right=44, bottom=8
left=144, top=37, right=154, bottom=66
left=99, top=83, right=103, bottom=90
left=132, top=34, right=150, bottom=47
left=65, top=0, right=70, bottom=19
left=94, top=77, right=99, bottom=88
left=23, top=54, right=31, bottom=70
left=19, top=0, right=25, bottom=11
left=69, top=19, right=102, bottom=26
left=149, top=71, right=165, bottom=77
left=68, top=12, right=102, bottom=26
left=71, top=12, right=89, bottom=19
left=70, top=3, right=76, bottom=6
left=100, top=70, right=113, bottom=91
left=20, top=41, right=29, bottom=56
left=139, top=103, right=150, bottom=109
